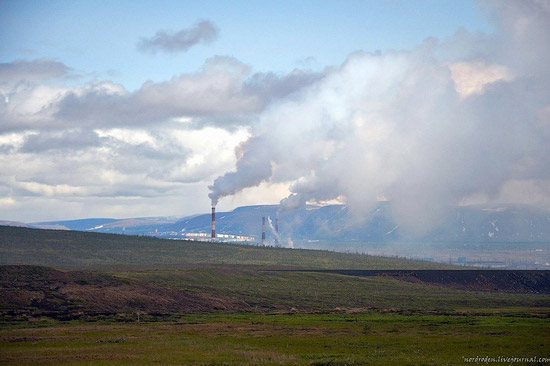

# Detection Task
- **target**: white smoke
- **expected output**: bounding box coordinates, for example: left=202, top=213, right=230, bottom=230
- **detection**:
left=286, top=237, right=294, bottom=249
left=267, top=216, right=281, bottom=246
left=208, top=136, right=272, bottom=206
left=208, top=0, right=550, bottom=235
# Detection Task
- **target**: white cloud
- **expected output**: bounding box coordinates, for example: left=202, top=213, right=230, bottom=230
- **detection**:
left=449, top=59, right=514, bottom=98
left=0, top=197, right=16, bottom=206
left=0, top=56, right=321, bottom=133
left=2, top=0, right=549, bottom=226
left=0, top=123, right=251, bottom=221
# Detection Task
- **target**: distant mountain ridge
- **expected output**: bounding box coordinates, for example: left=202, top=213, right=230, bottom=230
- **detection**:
left=22, top=203, right=550, bottom=243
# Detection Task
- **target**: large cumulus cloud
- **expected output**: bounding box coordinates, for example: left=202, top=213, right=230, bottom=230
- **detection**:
left=0, top=56, right=322, bottom=132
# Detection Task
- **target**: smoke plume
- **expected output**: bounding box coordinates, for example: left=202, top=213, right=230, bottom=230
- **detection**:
left=208, top=136, right=272, bottom=206
left=208, top=0, right=550, bottom=234
left=267, top=216, right=281, bottom=246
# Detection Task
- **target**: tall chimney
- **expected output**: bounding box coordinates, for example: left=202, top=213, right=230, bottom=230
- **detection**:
left=275, top=217, right=279, bottom=245
left=262, top=217, right=266, bottom=245
left=211, top=207, right=216, bottom=240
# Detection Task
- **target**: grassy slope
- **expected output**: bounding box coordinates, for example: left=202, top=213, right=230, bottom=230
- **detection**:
left=0, top=225, right=455, bottom=269
left=2, top=225, right=550, bottom=315
left=113, top=265, right=550, bottom=313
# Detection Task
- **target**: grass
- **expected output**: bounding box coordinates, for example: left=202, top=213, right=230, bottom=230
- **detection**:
left=110, top=266, right=550, bottom=313
left=0, top=225, right=458, bottom=270
left=2, top=226, right=550, bottom=365
left=1, top=313, right=549, bottom=365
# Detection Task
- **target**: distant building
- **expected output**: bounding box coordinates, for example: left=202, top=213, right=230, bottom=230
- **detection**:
left=180, top=231, right=254, bottom=242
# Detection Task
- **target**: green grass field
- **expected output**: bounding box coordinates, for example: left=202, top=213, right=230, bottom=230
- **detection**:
left=2, top=313, right=549, bottom=366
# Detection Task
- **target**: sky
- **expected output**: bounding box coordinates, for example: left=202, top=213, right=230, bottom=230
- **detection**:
left=1, top=0, right=549, bottom=226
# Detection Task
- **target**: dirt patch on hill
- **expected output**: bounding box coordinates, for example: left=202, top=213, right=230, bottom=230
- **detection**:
left=299, top=269, right=550, bottom=294
left=0, top=265, right=248, bottom=320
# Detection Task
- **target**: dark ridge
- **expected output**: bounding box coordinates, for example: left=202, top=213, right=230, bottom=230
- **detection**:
left=278, top=269, right=550, bottom=294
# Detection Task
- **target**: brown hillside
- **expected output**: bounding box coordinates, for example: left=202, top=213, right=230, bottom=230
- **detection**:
left=0, top=265, right=248, bottom=320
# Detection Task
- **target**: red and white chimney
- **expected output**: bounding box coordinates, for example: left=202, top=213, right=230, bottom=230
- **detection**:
left=275, top=217, right=279, bottom=245
left=211, top=207, right=216, bottom=240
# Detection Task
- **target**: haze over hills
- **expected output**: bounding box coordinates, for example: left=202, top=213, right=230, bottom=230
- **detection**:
left=19, top=203, right=549, bottom=269
left=29, top=203, right=550, bottom=243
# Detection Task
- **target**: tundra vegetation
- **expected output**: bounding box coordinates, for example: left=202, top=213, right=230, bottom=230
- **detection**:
left=1, top=226, right=549, bottom=365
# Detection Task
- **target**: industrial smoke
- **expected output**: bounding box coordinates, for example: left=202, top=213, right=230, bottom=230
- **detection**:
left=267, top=216, right=280, bottom=245
left=208, top=0, right=550, bottom=235
left=261, top=216, right=266, bottom=245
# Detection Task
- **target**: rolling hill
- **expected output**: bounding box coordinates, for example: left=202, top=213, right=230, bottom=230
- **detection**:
left=0, top=225, right=448, bottom=269
left=1, top=226, right=549, bottom=322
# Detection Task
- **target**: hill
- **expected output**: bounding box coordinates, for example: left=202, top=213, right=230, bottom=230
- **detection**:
left=2, top=225, right=550, bottom=318
left=20, top=204, right=550, bottom=269
left=0, top=225, right=450, bottom=269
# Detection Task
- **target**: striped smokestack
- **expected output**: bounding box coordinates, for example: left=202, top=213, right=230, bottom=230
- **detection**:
left=275, top=217, right=279, bottom=245
left=262, top=217, right=266, bottom=245
left=211, top=207, right=216, bottom=240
